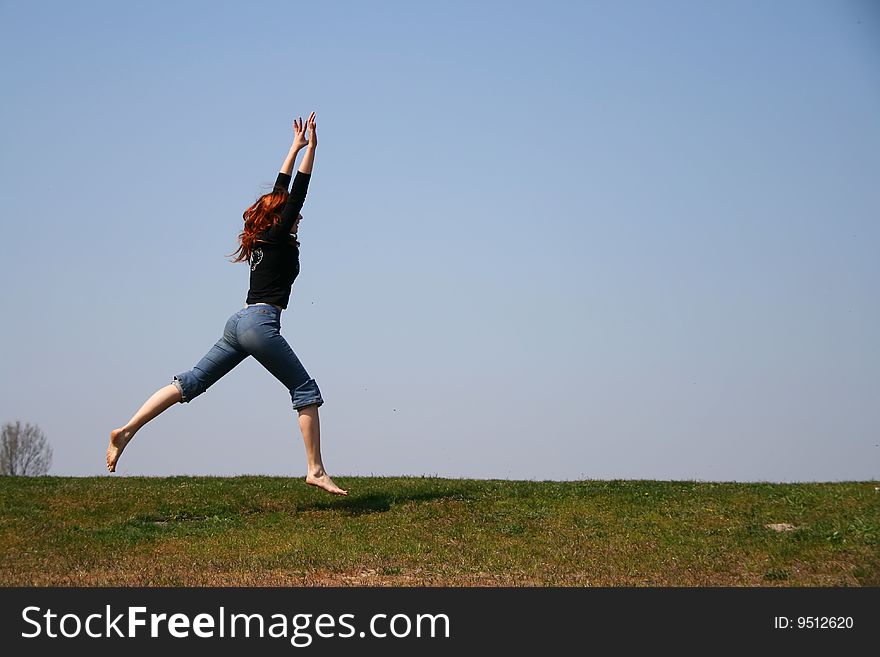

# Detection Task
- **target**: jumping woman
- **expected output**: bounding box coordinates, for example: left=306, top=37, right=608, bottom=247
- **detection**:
left=106, top=112, right=347, bottom=496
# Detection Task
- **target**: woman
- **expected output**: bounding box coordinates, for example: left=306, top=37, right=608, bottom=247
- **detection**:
left=106, top=112, right=347, bottom=496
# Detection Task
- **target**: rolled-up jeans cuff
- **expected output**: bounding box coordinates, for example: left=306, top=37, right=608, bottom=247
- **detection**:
left=172, top=375, right=189, bottom=403
left=291, top=378, right=324, bottom=410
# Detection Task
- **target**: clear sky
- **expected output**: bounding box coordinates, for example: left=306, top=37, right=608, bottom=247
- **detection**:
left=1, top=0, right=877, bottom=482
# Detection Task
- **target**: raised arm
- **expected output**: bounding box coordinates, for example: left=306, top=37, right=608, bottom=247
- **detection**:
left=272, top=113, right=317, bottom=235
left=272, top=113, right=312, bottom=191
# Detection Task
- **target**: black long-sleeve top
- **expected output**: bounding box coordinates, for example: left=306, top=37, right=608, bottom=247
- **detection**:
left=245, top=170, right=311, bottom=309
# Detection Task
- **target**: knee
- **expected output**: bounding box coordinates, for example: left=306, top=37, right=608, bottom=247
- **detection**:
left=173, top=372, right=205, bottom=403
left=291, top=378, right=323, bottom=411
left=296, top=403, right=320, bottom=416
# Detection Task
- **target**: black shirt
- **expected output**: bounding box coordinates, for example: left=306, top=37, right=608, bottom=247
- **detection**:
left=245, top=170, right=311, bottom=309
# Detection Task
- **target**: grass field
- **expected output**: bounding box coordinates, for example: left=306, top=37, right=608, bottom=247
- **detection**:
left=1, top=476, right=877, bottom=586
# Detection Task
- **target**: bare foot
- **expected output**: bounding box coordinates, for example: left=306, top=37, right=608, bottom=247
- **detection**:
left=106, top=428, right=134, bottom=473
left=306, top=469, right=348, bottom=496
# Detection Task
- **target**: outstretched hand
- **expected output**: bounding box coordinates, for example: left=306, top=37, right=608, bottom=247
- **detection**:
left=306, top=112, right=317, bottom=148
left=292, top=115, right=309, bottom=150
left=292, top=112, right=316, bottom=150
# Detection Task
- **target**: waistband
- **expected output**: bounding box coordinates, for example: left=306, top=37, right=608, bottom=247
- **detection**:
left=243, top=303, right=283, bottom=311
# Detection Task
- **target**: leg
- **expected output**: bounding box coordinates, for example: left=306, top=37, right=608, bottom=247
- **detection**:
left=172, top=334, right=248, bottom=404
left=237, top=311, right=346, bottom=495
left=107, top=320, right=247, bottom=473
left=298, top=404, right=348, bottom=495
left=107, top=384, right=181, bottom=472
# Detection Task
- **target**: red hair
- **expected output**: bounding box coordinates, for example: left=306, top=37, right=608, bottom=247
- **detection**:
left=228, top=189, right=289, bottom=263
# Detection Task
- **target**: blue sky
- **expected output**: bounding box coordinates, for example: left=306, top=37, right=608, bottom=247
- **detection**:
left=1, top=0, right=877, bottom=482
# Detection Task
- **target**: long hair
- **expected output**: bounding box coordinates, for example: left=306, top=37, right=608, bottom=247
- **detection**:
left=228, top=189, right=294, bottom=263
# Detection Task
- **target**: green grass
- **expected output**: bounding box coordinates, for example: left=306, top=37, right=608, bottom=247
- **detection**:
left=1, top=476, right=877, bottom=586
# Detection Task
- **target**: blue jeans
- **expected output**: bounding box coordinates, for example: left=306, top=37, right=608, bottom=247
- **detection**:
left=172, top=305, right=323, bottom=410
